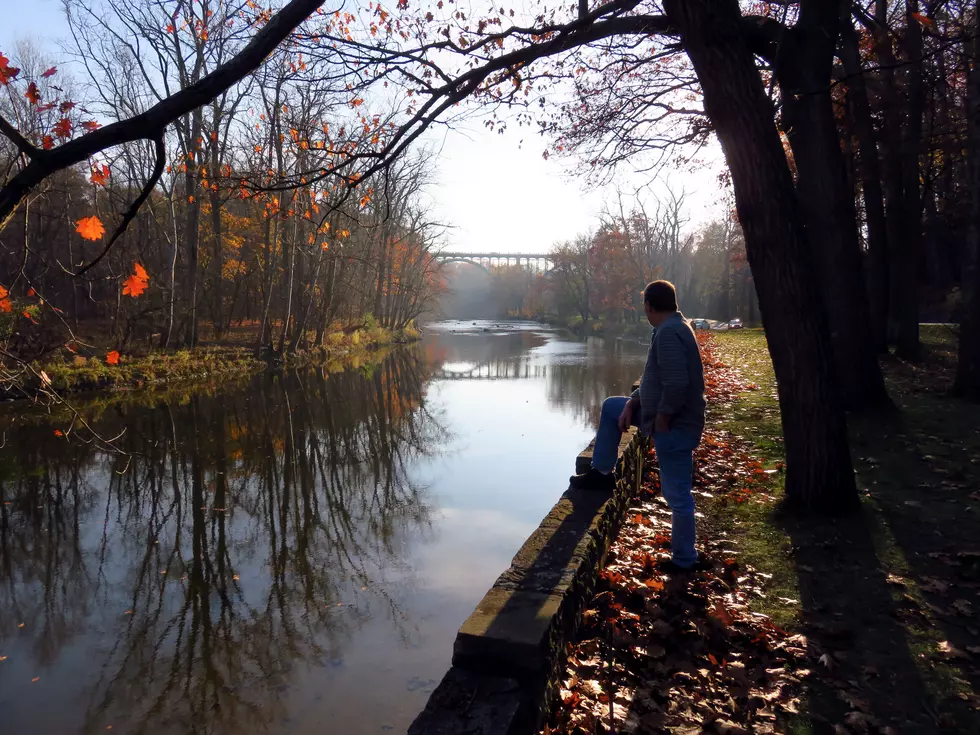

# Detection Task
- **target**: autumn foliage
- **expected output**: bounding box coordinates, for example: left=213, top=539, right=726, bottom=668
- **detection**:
left=122, top=263, right=149, bottom=297
left=542, top=334, right=802, bottom=735
left=75, top=216, right=105, bottom=241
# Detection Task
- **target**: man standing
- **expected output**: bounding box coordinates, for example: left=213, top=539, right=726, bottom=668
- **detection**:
left=569, top=280, right=706, bottom=571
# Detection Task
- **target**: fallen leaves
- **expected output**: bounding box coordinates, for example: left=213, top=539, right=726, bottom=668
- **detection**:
left=105, top=350, right=120, bottom=365
left=541, top=336, right=809, bottom=735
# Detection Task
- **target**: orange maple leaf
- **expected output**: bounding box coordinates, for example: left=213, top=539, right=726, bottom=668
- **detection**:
left=90, top=164, right=110, bottom=186
left=106, top=350, right=120, bottom=365
left=122, top=262, right=149, bottom=297
left=25, top=82, right=40, bottom=105
left=53, top=117, right=73, bottom=139
left=54, top=429, right=64, bottom=437
left=0, top=284, right=11, bottom=313
left=41, top=135, right=54, bottom=150
left=75, top=216, right=106, bottom=241
left=80, top=120, right=100, bottom=132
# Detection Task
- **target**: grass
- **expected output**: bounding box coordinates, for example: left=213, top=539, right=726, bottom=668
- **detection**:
left=707, top=327, right=980, bottom=733
left=5, top=323, right=420, bottom=400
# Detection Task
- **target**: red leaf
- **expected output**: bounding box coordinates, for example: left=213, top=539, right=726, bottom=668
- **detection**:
left=25, top=82, right=40, bottom=105
left=0, top=284, right=11, bottom=313
left=122, top=262, right=149, bottom=297
left=90, top=164, right=110, bottom=187
left=106, top=350, right=120, bottom=365
left=59, top=101, right=75, bottom=113
left=53, top=117, right=73, bottom=139
left=81, top=120, right=100, bottom=132
left=75, top=216, right=106, bottom=241
left=41, top=66, right=57, bottom=78
left=0, top=52, right=20, bottom=86
left=42, top=135, right=54, bottom=150
left=54, top=429, right=64, bottom=437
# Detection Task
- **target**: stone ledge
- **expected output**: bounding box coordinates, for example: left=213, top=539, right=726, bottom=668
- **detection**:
left=405, top=667, right=523, bottom=735
left=407, top=411, right=646, bottom=735
left=576, top=429, right=636, bottom=475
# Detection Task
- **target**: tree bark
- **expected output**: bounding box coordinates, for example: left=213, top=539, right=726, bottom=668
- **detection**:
left=182, top=108, right=204, bottom=347
left=777, top=0, right=892, bottom=412
left=663, top=0, right=858, bottom=511
left=870, top=0, right=911, bottom=352
left=840, top=14, right=890, bottom=353
left=895, top=0, right=925, bottom=359
left=954, top=7, right=980, bottom=400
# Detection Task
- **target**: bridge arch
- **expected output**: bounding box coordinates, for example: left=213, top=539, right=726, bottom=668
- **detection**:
left=434, top=251, right=554, bottom=272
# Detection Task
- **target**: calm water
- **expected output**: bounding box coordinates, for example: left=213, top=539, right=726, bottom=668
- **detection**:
left=0, top=320, right=648, bottom=735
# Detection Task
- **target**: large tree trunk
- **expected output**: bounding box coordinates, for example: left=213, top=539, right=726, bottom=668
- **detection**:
left=182, top=108, right=204, bottom=348
left=208, top=110, right=225, bottom=338
left=663, top=0, right=857, bottom=511
left=894, top=0, right=925, bottom=359
left=778, top=0, right=892, bottom=412
left=841, top=16, right=890, bottom=353
left=954, top=8, right=980, bottom=400
left=871, top=0, right=910, bottom=352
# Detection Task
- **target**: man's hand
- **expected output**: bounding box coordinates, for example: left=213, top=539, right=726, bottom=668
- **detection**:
left=618, top=397, right=638, bottom=432
left=655, top=412, right=671, bottom=434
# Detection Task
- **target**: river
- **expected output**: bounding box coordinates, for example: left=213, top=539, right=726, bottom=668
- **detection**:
left=0, top=320, right=648, bottom=735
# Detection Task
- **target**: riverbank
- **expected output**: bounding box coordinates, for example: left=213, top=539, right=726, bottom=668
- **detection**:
left=540, top=327, right=980, bottom=734
left=2, top=322, right=421, bottom=400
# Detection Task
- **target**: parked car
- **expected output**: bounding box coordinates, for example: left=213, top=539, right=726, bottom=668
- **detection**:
left=691, top=318, right=711, bottom=331
left=728, top=318, right=744, bottom=330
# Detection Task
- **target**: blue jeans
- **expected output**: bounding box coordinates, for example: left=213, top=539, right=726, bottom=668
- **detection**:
left=592, top=396, right=700, bottom=568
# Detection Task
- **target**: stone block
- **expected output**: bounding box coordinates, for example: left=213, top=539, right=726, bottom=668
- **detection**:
left=454, top=587, right=568, bottom=679
left=406, top=667, right=523, bottom=735
left=412, top=417, right=649, bottom=735
left=574, top=439, right=595, bottom=475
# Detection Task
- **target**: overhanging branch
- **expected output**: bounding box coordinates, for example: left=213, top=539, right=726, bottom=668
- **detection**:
left=75, top=135, right=167, bottom=276
left=0, top=0, right=329, bottom=231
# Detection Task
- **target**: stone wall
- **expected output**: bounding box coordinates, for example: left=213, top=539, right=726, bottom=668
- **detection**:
left=406, top=425, right=647, bottom=735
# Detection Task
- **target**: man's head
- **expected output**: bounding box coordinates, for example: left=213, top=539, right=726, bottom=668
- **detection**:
left=643, top=280, right=678, bottom=326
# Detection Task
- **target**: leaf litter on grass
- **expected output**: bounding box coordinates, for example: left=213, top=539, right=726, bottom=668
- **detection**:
left=542, top=333, right=810, bottom=735
left=539, top=332, right=966, bottom=735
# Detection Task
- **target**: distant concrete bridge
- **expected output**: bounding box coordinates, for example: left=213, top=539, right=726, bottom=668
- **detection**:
left=434, top=251, right=553, bottom=272
left=433, top=362, right=547, bottom=382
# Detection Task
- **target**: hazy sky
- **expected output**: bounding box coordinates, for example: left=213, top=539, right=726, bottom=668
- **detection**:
left=0, top=0, right=725, bottom=255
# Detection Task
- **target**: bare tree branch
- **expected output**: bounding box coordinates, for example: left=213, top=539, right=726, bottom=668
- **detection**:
left=75, top=135, right=167, bottom=275
left=0, top=0, right=329, bottom=230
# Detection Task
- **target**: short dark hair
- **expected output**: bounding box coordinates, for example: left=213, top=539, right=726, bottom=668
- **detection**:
left=643, top=280, right=678, bottom=312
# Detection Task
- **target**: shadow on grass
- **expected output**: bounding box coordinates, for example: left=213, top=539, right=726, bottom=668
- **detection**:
left=775, top=489, right=979, bottom=734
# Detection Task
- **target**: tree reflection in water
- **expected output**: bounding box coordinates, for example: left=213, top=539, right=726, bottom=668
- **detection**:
left=0, top=347, right=444, bottom=734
